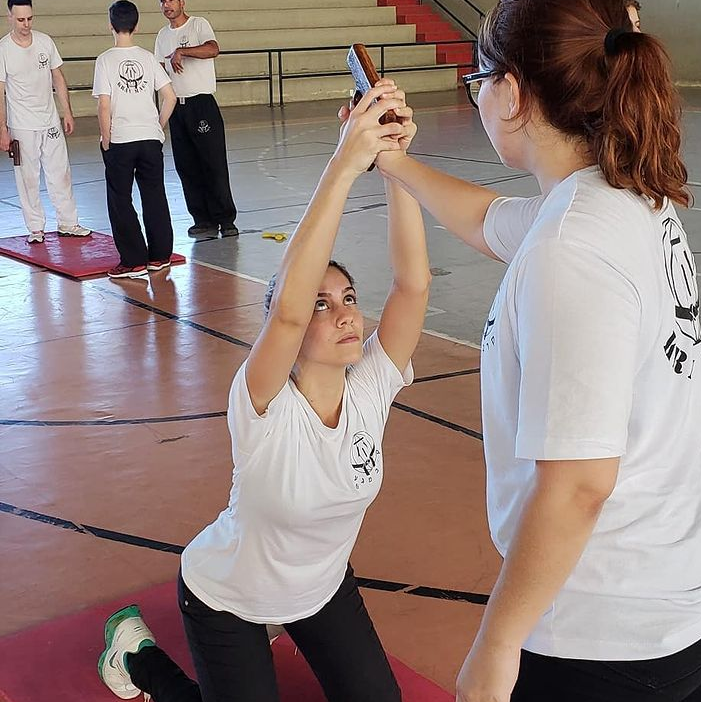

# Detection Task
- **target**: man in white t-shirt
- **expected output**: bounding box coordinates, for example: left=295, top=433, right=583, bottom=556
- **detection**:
left=155, top=0, right=238, bottom=238
left=0, top=0, right=91, bottom=244
left=92, top=0, right=177, bottom=279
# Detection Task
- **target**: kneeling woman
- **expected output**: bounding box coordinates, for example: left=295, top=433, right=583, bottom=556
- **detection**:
left=98, top=82, right=429, bottom=702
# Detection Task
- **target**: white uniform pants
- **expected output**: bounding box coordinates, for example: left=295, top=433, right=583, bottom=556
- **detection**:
left=12, top=126, right=78, bottom=233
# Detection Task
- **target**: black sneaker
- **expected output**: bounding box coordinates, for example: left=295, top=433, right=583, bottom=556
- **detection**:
left=220, top=223, right=239, bottom=238
left=188, top=222, right=217, bottom=237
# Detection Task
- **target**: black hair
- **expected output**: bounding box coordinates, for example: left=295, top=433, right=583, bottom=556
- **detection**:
left=109, top=0, right=139, bottom=34
left=263, top=261, right=355, bottom=320
left=7, top=0, right=32, bottom=10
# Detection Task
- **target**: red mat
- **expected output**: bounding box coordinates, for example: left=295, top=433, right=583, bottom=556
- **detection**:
left=0, top=581, right=452, bottom=702
left=0, top=232, right=185, bottom=278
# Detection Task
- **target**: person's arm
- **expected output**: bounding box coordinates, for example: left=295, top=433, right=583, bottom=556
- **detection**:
left=97, top=95, right=111, bottom=151
left=376, top=179, right=431, bottom=371
left=168, top=40, right=218, bottom=74
left=456, top=457, right=619, bottom=702
left=246, top=86, right=404, bottom=415
left=0, top=81, right=9, bottom=152
left=51, top=67, right=74, bottom=136
left=378, top=154, right=500, bottom=260
left=157, top=83, right=177, bottom=128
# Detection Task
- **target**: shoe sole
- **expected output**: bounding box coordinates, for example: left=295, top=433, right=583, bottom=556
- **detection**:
left=108, top=270, right=148, bottom=279
left=58, top=230, right=92, bottom=238
left=147, top=263, right=171, bottom=272
left=27, top=239, right=44, bottom=244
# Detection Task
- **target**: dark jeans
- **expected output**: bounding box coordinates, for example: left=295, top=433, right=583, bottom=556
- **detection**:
left=511, top=639, right=701, bottom=701
left=102, top=140, right=173, bottom=267
left=128, top=565, right=400, bottom=702
left=169, top=94, right=237, bottom=227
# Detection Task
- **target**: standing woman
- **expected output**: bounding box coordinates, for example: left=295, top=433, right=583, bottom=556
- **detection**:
left=378, top=0, right=701, bottom=700
left=98, top=82, right=431, bottom=702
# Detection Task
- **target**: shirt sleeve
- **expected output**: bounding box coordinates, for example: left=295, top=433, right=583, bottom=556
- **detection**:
left=483, top=195, right=546, bottom=264
left=153, top=57, right=171, bottom=91
left=0, top=49, right=6, bottom=83
left=196, top=17, right=217, bottom=44
left=513, top=239, right=642, bottom=460
left=227, top=361, right=292, bottom=457
left=348, top=331, right=414, bottom=423
left=154, top=33, right=165, bottom=63
left=91, top=56, right=110, bottom=98
left=49, top=38, right=63, bottom=69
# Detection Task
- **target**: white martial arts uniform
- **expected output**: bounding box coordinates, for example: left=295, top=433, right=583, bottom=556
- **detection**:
left=0, top=31, right=78, bottom=232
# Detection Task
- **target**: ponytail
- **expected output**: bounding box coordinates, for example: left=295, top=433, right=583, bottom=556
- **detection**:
left=597, top=32, right=689, bottom=209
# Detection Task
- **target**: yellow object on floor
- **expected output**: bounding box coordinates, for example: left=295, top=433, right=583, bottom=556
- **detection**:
left=262, top=231, right=288, bottom=242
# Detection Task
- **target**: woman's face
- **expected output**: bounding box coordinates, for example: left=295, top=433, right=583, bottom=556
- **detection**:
left=298, top=266, right=364, bottom=367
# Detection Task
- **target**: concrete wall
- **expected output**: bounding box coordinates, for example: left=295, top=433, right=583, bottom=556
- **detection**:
left=640, top=1, right=701, bottom=85
left=429, top=0, right=701, bottom=85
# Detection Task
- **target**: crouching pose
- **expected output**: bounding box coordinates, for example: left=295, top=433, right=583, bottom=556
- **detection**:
left=98, top=81, right=430, bottom=702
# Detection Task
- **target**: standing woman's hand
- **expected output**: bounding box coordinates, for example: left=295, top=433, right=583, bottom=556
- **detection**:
left=456, top=639, right=521, bottom=702
left=333, top=83, right=404, bottom=177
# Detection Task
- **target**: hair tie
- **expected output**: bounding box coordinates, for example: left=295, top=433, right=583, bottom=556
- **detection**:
left=604, top=27, right=628, bottom=56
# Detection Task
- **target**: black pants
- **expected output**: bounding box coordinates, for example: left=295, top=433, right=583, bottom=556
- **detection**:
left=511, top=639, right=701, bottom=701
left=102, top=140, right=173, bottom=268
left=128, top=566, right=400, bottom=702
left=169, top=94, right=237, bottom=227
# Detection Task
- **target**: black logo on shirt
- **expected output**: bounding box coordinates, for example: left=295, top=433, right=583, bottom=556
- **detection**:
left=117, top=60, right=146, bottom=94
left=350, top=431, right=380, bottom=490
left=47, top=127, right=60, bottom=140
left=179, top=36, right=189, bottom=48
left=38, top=52, right=49, bottom=69
left=661, top=217, right=699, bottom=378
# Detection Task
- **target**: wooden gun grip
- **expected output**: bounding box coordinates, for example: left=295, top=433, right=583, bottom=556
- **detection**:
left=8, top=139, right=20, bottom=167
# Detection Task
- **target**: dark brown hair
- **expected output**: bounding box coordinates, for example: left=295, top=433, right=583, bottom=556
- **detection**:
left=263, top=261, right=355, bottom=320
left=479, top=0, right=689, bottom=209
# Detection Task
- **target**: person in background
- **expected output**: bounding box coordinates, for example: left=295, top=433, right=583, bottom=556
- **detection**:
left=156, top=0, right=238, bottom=239
left=0, top=0, right=91, bottom=244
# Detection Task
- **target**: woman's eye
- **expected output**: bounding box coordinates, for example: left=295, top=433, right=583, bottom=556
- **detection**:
left=314, top=300, right=329, bottom=311
left=344, top=295, right=357, bottom=305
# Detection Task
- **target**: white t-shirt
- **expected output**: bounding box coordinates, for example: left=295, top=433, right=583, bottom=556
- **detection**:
left=181, top=332, right=413, bottom=624
left=155, top=17, right=217, bottom=98
left=481, top=166, right=701, bottom=660
left=0, top=31, right=62, bottom=130
left=92, top=46, right=171, bottom=144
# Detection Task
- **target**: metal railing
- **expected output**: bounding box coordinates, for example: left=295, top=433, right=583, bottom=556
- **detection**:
left=428, top=0, right=485, bottom=40
left=64, top=39, right=478, bottom=108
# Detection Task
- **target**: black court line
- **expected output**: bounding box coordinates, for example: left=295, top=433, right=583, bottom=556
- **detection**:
left=393, top=402, right=483, bottom=441
left=94, top=287, right=253, bottom=349
left=414, top=368, right=480, bottom=384
left=0, top=501, right=489, bottom=605
left=0, top=411, right=226, bottom=427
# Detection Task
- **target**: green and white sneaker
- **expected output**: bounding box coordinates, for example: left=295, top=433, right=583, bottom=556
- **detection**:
left=98, top=604, right=155, bottom=700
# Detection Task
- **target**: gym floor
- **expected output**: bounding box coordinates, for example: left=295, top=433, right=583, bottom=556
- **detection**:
left=1, top=87, right=700, bottom=692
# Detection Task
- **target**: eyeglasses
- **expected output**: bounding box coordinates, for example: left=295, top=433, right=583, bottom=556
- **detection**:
left=462, top=69, right=500, bottom=108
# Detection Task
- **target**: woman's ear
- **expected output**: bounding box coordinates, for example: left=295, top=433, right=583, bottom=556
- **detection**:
left=503, top=72, right=521, bottom=119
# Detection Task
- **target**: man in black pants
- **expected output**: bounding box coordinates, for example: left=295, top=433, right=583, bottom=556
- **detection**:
left=93, top=0, right=177, bottom=279
left=155, top=0, right=238, bottom=238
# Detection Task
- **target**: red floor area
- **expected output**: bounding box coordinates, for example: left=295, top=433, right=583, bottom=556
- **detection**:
left=0, top=580, right=453, bottom=702
left=0, top=232, right=185, bottom=278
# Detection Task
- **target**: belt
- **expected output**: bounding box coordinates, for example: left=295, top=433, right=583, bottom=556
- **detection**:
left=177, top=94, right=212, bottom=104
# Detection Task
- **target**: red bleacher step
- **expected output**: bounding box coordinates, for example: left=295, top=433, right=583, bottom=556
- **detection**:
left=378, top=0, right=422, bottom=6
left=416, top=29, right=462, bottom=42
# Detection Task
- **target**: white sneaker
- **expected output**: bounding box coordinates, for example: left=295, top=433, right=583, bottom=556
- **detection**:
left=58, top=223, right=92, bottom=237
left=98, top=604, right=156, bottom=700
left=27, top=231, right=45, bottom=244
